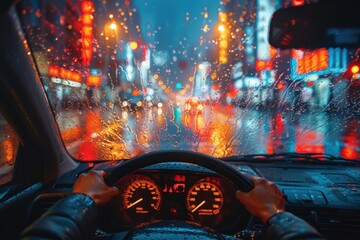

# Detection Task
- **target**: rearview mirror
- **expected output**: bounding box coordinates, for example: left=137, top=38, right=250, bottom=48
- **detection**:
left=269, top=1, right=360, bottom=49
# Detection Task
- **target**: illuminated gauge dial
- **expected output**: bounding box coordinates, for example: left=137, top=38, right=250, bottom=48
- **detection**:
left=186, top=181, right=223, bottom=216
left=122, top=177, right=162, bottom=216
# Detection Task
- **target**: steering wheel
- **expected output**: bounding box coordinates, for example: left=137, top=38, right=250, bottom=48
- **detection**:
left=103, top=150, right=254, bottom=239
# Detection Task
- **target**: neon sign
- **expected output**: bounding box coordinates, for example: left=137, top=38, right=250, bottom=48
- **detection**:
left=291, top=48, right=348, bottom=80
left=48, top=65, right=82, bottom=82
left=80, top=1, right=94, bottom=66
left=86, top=76, right=101, bottom=87
left=296, top=49, right=329, bottom=75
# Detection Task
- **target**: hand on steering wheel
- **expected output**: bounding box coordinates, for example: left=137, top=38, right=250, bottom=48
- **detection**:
left=74, top=151, right=287, bottom=239
left=236, top=175, right=285, bottom=223
left=73, top=170, right=119, bottom=206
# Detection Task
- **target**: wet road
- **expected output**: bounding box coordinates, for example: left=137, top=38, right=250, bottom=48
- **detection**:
left=56, top=103, right=360, bottom=161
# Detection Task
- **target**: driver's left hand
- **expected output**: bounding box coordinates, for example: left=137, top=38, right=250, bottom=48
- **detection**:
left=73, top=170, right=119, bottom=206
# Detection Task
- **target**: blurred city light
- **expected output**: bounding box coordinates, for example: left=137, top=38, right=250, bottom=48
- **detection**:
left=129, top=41, right=138, bottom=50
left=109, top=22, right=117, bottom=30
left=351, top=65, right=359, bottom=74
left=218, top=24, right=225, bottom=32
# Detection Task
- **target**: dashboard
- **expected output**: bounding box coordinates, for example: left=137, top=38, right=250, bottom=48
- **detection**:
left=100, top=170, right=247, bottom=233
left=29, top=160, right=360, bottom=239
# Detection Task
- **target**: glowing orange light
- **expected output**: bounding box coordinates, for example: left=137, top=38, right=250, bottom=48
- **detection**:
left=217, top=12, right=228, bottom=65
left=129, top=41, right=138, bottom=50
left=219, top=40, right=228, bottom=49
left=83, top=36, right=93, bottom=48
left=82, top=26, right=93, bottom=36
left=351, top=65, right=360, bottom=74
left=81, top=1, right=94, bottom=66
left=61, top=126, right=81, bottom=143
left=132, top=89, right=140, bottom=96
left=109, top=22, right=117, bottom=30
left=81, top=1, right=94, bottom=13
left=82, top=14, right=93, bottom=26
left=1, top=139, right=15, bottom=163
left=256, top=60, right=273, bottom=71
left=86, top=76, right=101, bottom=87
left=297, top=49, right=328, bottom=75
left=82, top=49, right=93, bottom=66
left=270, top=46, right=277, bottom=58
left=218, top=25, right=225, bottom=32
left=277, top=83, right=284, bottom=90
left=49, top=65, right=82, bottom=82
left=212, top=85, right=219, bottom=91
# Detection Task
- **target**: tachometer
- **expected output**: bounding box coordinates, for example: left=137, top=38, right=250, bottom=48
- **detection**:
left=186, top=181, right=223, bottom=216
left=123, top=177, right=162, bottom=215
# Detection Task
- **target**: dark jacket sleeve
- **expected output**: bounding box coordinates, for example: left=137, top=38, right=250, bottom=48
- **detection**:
left=262, top=212, right=325, bottom=240
left=20, top=193, right=97, bottom=240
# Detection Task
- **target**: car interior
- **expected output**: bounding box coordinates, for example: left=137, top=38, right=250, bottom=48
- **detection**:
left=0, top=0, right=360, bottom=239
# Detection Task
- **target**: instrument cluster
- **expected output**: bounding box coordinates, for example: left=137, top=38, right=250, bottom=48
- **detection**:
left=101, top=171, right=247, bottom=232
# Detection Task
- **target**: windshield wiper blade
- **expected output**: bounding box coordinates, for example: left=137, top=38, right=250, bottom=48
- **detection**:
left=222, top=152, right=360, bottom=163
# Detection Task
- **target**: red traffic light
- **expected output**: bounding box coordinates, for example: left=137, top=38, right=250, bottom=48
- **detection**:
left=344, top=61, right=360, bottom=79
left=351, top=65, right=359, bottom=74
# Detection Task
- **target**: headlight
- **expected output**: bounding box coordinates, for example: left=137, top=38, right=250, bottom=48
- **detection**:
left=122, top=101, right=129, bottom=107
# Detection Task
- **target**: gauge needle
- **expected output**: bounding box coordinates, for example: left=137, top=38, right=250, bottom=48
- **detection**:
left=191, top=200, right=206, bottom=213
left=126, top=198, right=143, bottom=209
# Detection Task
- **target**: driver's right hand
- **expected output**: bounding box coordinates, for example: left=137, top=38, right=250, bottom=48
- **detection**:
left=235, top=175, right=285, bottom=223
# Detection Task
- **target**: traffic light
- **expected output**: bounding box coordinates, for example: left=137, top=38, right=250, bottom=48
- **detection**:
left=129, top=41, right=138, bottom=50
left=345, top=60, right=360, bottom=79
left=351, top=65, right=359, bottom=75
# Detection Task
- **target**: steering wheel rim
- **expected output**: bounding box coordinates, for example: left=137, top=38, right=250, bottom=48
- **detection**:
left=104, top=150, right=254, bottom=192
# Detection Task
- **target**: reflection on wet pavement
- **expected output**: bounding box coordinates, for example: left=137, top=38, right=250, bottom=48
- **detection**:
left=56, top=104, right=360, bottom=161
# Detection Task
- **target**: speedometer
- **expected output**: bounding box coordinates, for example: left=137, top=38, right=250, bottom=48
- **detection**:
left=116, top=175, right=162, bottom=223
left=186, top=181, right=223, bottom=216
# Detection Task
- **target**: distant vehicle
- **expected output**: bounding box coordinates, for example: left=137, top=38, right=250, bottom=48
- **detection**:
left=119, top=90, right=144, bottom=110
left=184, top=97, right=207, bottom=114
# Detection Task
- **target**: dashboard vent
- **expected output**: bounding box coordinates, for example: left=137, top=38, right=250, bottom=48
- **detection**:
left=287, top=206, right=360, bottom=240
left=27, top=193, right=69, bottom=224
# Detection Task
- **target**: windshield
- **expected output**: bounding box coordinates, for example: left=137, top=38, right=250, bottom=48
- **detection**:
left=18, top=0, right=360, bottom=161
